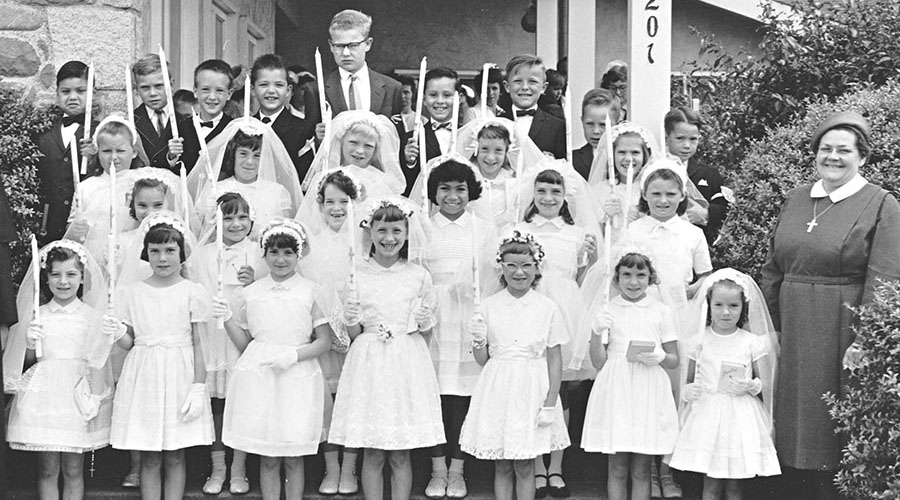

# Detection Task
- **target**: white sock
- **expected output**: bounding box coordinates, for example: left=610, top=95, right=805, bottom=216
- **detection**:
left=432, top=456, right=448, bottom=477
left=341, top=452, right=358, bottom=477
left=449, top=458, right=464, bottom=476
left=210, top=450, right=226, bottom=477
left=231, top=450, right=247, bottom=479
left=324, top=450, right=340, bottom=475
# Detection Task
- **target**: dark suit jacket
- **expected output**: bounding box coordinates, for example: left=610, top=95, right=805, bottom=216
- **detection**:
left=572, top=143, right=593, bottom=180
left=321, top=68, right=403, bottom=119
left=36, top=119, right=88, bottom=244
left=528, top=108, right=567, bottom=160
left=255, top=108, right=316, bottom=183
left=134, top=103, right=175, bottom=172
left=687, top=157, right=729, bottom=244
left=179, top=114, right=233, bottom=172
left=395, top=119, right=443, bottom=197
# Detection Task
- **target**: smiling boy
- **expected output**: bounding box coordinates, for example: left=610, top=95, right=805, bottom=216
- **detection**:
left=505, top=54, right=566, bottom=159
left=179, top=59, right=234, bottom=171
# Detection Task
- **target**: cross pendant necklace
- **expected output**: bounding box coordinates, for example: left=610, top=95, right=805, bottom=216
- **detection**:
left=807, top=199, right=836, bottom=233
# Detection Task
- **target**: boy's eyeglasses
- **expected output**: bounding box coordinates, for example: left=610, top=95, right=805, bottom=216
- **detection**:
left=501, top=262, right=536, bottom=273
left=329, top=40, right=367, bottom=52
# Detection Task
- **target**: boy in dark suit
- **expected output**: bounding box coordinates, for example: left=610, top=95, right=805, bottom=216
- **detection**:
left=35, top=61, right=94, bottom=244
left=251, top=54, right=316, bottom=182
left=178, top=59, right=234, bottom=171
left=505, top=54, right=566, bottom=159
left=573, top=89, right=622, bottom=180
left=132, top=54, right=184, bottom=172
left=399, top=67, right=458, bottom=196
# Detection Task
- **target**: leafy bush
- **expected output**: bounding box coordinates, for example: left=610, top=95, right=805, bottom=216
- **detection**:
left=0, top=88, right=56, bottom=287
left=710, top=80, right=900, bottom=279
left=825, top=280, right=900, bottom=500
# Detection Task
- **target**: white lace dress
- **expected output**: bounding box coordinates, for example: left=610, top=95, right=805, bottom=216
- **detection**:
left=459, top=289, right=571, bottom=460
left=328, top=258, right=445, bottom=450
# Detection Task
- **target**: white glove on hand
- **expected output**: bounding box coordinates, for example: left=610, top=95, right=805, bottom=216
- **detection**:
left=592, top=311, right=613, bottom=335
left=728, top=377, right=763, bottom=396
left=270, top=350, right=299, bottom=371
left=636, top=349, right=667, bottom=367
left=843, top=343, right=863, bottom=370
left=102, top=315, right=126, bottom=342
left=467, top=313, right=487, bottom=341
left=26, top=321, right=44, bottom=350
left=180, top=383, right=208, bottom=422
left=342, top=298, right=362, bottom=326
left=211, top=296, right=231, bottom=321
left=537, top=406, right=556, bottom=427
left=681, top=382, right=704, bottom=403
left=414, top=305, right=434, bottom=331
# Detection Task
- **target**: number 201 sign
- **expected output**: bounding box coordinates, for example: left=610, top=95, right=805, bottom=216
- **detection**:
left=645, top=0, right=660, bottom=63
left=627, top=0, right=671, bottom=147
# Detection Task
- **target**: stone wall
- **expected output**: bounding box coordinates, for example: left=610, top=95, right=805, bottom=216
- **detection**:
left=0, top=0, right=142, bottom=113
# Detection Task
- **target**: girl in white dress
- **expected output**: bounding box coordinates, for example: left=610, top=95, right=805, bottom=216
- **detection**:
left=109, top=214, right=214, bottom=500
left=3, top=240, right=114, bottom=500
left=302, top=109, right=405, bottom=198
left=213, top=218, right=333, bottom=500
left=421, top=156, right=497, bottom=499
left=668, top=269, right=780, bottom=498
left=296, top=169, right=365, bottom=496
left=193, top=192, right=264, bottom=495
left=330, top=197, right=444, bottom=500
left=459, top=231, right=570, bottom=500
left=582, top=251, right=680, bottom=500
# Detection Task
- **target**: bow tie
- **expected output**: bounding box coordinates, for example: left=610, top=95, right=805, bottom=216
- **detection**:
left=61, top=114, right=84, bottom=127
left=261, top=116, right=272, bottom=124
left=515, top=109, right=536, bottom=118
left=431, top=121, right=451, bottom=131
left=199, top=120, right=214, bottom=128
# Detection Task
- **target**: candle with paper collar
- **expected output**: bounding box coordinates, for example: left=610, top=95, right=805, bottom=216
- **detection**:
left=315, top=48, right=328, bottom=124
left=413, top=56, right=427, bottom=142
left=450, top=92, right=460, bottom=149
left=605, top=113, right=614, bottom=188
left=624, top=158, right=634, bottom=229
left=216, top=206, right=225, bottom=329
left=125, top=63, right=135, bottom=128
left=564, top=87, right=573, bottom=164
left=30, top=234, right=43, bottom=358
left=157, top=45, right=179, bottom=139
left=347, top=197, right=357, bottom=283
left=108, top=158, right=117, bottom=313
left=179, top=164, right=190, bottom=225
left=244, top=75, right=251, bottom=118
left=70, top=138, right=81, bottom=211
left=479, top=63, right=490, bottom=118
left=81, top=64, right=94, bottom=175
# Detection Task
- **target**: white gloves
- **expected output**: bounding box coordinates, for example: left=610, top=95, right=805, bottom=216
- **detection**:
left=180, top=383, right=208, bottom=422
left=636, top=349, right=667, bottom=366
left=467, top=313, right=487, bottom=348
left=102, top=315, right=126, bottom=343
left=342, top=297, right=362, bottom=326
left=270, top=350, right=299, bottom=371
left=728, top=377, right=763, bottom=396
left=414, top=305, right=435, bottom=331
left=681, top=382, right=704, bottom=403
left=26, top=321, right=44, bottom=350
left=211, top=296, right=232, bottom=321
left=537, top=405, right=556, bottom=427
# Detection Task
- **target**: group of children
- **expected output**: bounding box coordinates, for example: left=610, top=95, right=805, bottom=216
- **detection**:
left=5, top=8, right=785, bottom=500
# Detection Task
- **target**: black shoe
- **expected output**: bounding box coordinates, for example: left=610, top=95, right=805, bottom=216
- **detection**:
left=535, top=474, right=549, bottom=498
left=548, top=473, right=570, bottom=498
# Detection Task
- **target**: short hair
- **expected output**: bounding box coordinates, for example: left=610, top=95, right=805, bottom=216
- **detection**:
left=524, top=169, right=575, bottom=225
left=425, top=67, right=458, bottom=88
left=367, top=205, right=410, bottom=260
left=329, top=9, right=373, bottom=38
left=129, top=178, right=168, bottom=220
left=132, top=54, right=163, bottom=78
left=194, top=59, right=233, bottom=87
left=173, top=89, right=196, bottom=105
left=92, top=121, right=135, bottom=176
left=473, top=66, right=504, bottom=89
left=250, top=54, right=287, bottom=84
left=220, top=130, right=263, bottom=180
left=471, top=124, right=512, bottom=172
left=827, top=125, right=871, bottom=159
left=56, top=60, right=88, bottom=86
left=600, top=62, right=628, bottom=88
left=316, top=170, right=360, bottom=203
left=497, top=237, right=542, bottom=288
left=427, top=160, right=483, bottom=204
left=664, top=106, right=704, bottom=135
left=546, top=69, right=566, bottom=88
left=263, top=233, right=300, bottom=254
left=40, top=246, right=85, bottom=302
left=614, top=252, right=660, bottom=286
left=614, top=132, right=653, bottom=170
left=581, top=88, right=622, bottom=121
left=141, top=223, right=186, bottom=263
left=706, top=279, right=749, bottom=328
left=638, top=168, right=688, bottom=216
left=397, top=75, right=415, bottom=88
left=217, top=192, right=251, bottom=217
left=505, top=54, right=545, bottom=81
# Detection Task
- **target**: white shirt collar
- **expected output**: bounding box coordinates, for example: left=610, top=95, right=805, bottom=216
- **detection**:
left=810, top=174, right=867, bottom=202
left=612, top=294, right=653, bottom=307
left=513, top=105, right=539, bottom=113
left=532, top=214, right=565, bottom=229
left=47, top=298, right=83, bottom=313
left=266, top=273, right=301, bottom=291
left=146, top=105, right=165, bottom=122
left=339, top=63, right=369, bottom=83
left=433, top=211, right=471, bottom=229
left=259, top=106, right=284, bottom=125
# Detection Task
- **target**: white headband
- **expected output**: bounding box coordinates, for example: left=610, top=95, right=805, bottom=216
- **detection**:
left=40, top=239, right=89, bottom=268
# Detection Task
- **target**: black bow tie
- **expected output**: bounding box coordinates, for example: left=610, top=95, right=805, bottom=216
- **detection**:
left=261, top=116, right=272, bottom=124
left=199, top=120, right=214, bottom=128
left=432, top=121, right=451, bottom=131
left=515, top=109, right=536, bottom=118
left=61, top=114, right=84, bottom=127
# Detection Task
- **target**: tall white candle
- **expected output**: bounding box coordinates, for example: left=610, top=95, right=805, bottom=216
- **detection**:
left=125, top=63, right=135, bottom=128
left=81, top=63, right=94, bottom=175
left=315, top=48, right=328, bottom=123
left=216, top=207, right=225, bottom=328
left=347, top=197, right=357, bottom=283
left=564, top=86, right=573, bottom=164
left=413, top=56, right=427, bottom=142
left=244, top=74, right=251, bottom=118
left=479, top=62, right=490, bottom=118
left=157, top=45, right=179, bottom=139
left=624, top=159, right=634, bottom=229
left=30, top=234, right=42, bottom=358
left=605, top=113, right=615, bottom=187
left=450, top=92, right=460, bottom=149
left=179, top=164, right=190, bottom=226
left=70, top=138, right=81, bottom=211
left=471, top=209, right=481, bottom=307
left=108, top=158, right=117, bottom=313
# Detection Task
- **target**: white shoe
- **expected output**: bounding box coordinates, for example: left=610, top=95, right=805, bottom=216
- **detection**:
left=447, top=473, right=467, bottom=498
left=319, top=470, right=340, bottom=495
left=425, top=474, right=448, bottom=498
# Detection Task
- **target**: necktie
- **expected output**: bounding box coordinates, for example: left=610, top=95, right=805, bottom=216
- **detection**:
left=61, top=114, right=84, bottom=127
left=432, top=121, right=451, bottom=131
left=154, top=109, right=165, bottom=135
left=516, top=109, right=536, bottom=118
left=261, top=116, right=272, bottom=124
left=199, top=121, right=214, bottom=128
left=348, top=74, right=361, bottom=110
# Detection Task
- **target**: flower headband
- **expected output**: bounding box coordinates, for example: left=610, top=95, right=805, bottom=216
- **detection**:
left=611, top=242, right=656, bottom=268
left=40, top=239, right=89, bottom=268
left=259, top=218, right=308, bottom=249
left=359, top=197, right=415, bottom=229
left=426, top=152, right=482, bottom=178
left=704, top=268, right=751, bottom=301
left=315, top=167, right=363, bottom=199
left=141, top=211, right=187, bottom=237
left=237, top=118, right=266, bottom=137
left=639, top=157, right=689, bottom=191
left=495, top=230, right=546, bottom=265
left=129, top=168, right=176, bottom=191
left=609, top=122, right=655, bottom=151
left=93, top=114, right=139, bottom=146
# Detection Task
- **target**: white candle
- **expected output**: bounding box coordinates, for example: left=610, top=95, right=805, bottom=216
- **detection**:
left=125, top=63, right=134, bottom=128
left=419, top=130, right=428, bottom=212
left=514, top=144, right=524, bottom=223
left=347, top=197, right=357, bottom=283
left=624, top=159, right=634, bottom=229
left=471, top=209, right=481, bottom=307
left=315, top=48, right=328, bottom=124
left=70, top=138, right=81, bottom=211
left=216, top=207, right=225, bottom=328
left=81, top=63, right=94, bottom=175
left=479, top=62, right=490, bottom=118
left=450, top=92, right=460, bottom=149
left=179, top=163, right=190, bottom=226
left=157, top=45, right=179, bottom=139
left=605, top=113, right=615, bottom=187
left=413, top=56, right=427, bottom=142
left=108, top=158, right=117, bottom=313
left=30, top=234, right=42, bottom=358
left=244, top=74, right=251, bottom=118
left=564, top=86, right=573, bottom=164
